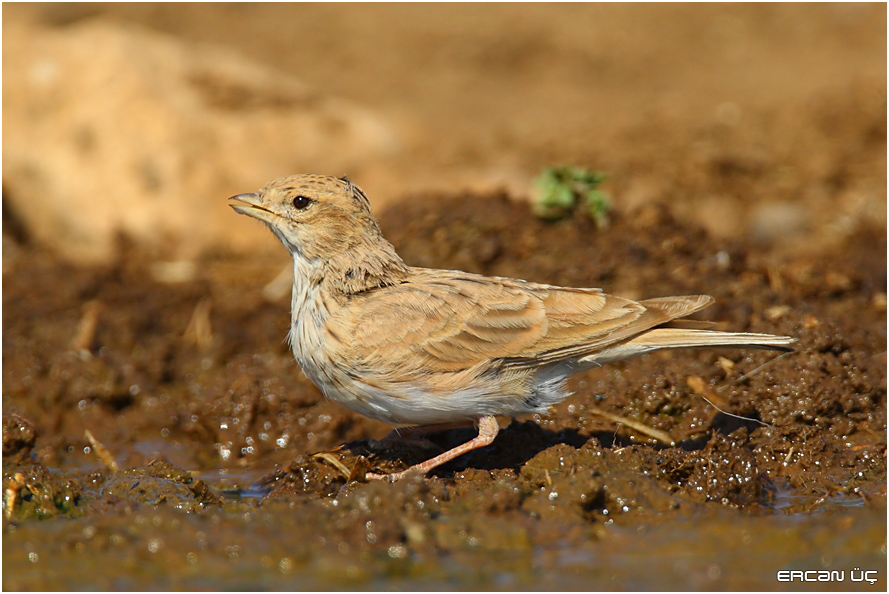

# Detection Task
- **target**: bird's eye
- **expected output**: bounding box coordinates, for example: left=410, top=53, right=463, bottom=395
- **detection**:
left=292, top=195, right=311, bottom=210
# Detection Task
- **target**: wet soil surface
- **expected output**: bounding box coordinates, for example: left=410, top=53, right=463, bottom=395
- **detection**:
left=3, top=188, right=886, bottom=589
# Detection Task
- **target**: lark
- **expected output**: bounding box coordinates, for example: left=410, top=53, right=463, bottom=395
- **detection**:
left=230, top=175, right=794, bottom=481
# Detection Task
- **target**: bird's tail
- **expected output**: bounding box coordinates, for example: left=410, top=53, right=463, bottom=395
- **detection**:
left=584, top=327, right=796, bottom=365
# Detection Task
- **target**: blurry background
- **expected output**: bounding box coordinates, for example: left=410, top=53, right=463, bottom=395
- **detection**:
left=4, top=3, right=885, bottom=264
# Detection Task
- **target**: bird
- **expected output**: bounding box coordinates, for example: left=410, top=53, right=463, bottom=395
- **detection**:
left=230, top=174, right=795, bottom=481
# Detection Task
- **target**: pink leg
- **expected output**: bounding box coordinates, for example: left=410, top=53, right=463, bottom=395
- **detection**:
left=366, top=416, right=500, bottom=481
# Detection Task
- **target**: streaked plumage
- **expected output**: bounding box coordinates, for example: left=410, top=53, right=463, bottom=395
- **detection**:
left=231, top=174, right=794, bottom=480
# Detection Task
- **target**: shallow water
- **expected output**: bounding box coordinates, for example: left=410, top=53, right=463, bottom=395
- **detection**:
left=3, top=465, right=884, bottom=591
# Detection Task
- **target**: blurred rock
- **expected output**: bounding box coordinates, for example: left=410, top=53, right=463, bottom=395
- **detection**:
left=3, top=20, right=400, bottom=263
left=3, top=413, right=37, bottom=463
left=747, top=201, right=810, bottom=245
left=100, top=460, right=222, bottom=510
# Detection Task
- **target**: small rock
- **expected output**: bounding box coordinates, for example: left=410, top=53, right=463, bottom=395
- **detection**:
left=747, top=202, right=809, bottom=244
left=2, top=413, right=37, bottom=463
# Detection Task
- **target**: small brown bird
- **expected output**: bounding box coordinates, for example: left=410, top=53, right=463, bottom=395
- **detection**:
left=230, top=175, right=794, bottom=480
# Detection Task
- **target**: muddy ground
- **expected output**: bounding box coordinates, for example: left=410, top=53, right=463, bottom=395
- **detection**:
left=3, top=191, right=886, bottom=589
left=3, top=4, right=887, bottom=592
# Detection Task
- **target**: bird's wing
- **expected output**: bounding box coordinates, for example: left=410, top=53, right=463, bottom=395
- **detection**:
left=496, top=292, right=713, bottom=369
left=342, top=269, right=712, bottom=373
left=346, top=271, right=550, bottom=372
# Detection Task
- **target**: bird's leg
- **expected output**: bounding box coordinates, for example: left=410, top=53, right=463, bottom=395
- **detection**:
left=366, top=415, right=500, bottom=481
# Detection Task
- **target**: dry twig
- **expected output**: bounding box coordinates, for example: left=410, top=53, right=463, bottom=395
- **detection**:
left=85, top=429, right=120, bottom=472
left=589, top=409, right=675, bottom=446
left=71, top=300, right=102, bottom=355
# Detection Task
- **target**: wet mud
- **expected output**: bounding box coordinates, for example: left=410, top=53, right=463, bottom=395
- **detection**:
left=3, top=189, right=886, bottom=590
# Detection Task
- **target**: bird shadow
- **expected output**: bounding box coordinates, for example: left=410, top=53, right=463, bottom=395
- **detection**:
left=342, top=409, right=770, bottom=478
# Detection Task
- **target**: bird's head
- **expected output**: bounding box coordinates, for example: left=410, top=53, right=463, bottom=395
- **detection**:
left=230, top=174, right=407, bottom=293
left=230, top=174, right=383, bottom=261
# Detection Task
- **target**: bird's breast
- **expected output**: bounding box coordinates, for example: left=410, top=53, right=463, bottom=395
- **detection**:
left=289, top=282, right=331, bottom=375
left=288, top=258, right=339, bottom=385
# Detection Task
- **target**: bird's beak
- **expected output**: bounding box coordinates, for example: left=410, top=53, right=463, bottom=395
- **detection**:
left=229, top=193, right=275, bottom=225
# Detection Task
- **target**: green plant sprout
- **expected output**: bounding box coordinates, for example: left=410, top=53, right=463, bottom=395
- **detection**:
left=532, top=166, right=612, bottom=227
